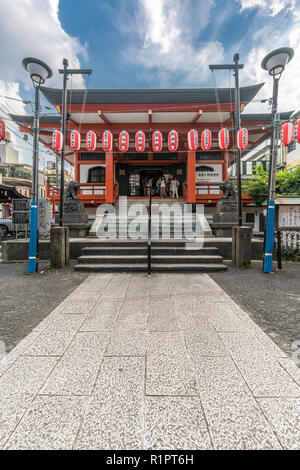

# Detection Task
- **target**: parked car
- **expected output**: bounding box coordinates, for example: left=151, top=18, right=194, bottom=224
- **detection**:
left=0, top=217, right=15, bottom=236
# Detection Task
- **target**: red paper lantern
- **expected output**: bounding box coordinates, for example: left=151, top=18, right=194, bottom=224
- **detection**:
left=86, top=130, right=97, bottom=152
left=0, top=119, right=5, bottom=141
left=294, top=119, right=300, bottom=144
left=69, top=130, right=80, bottom=151
left=201, top=129, right=212, bottom=151
left=188, top=129, right=198, bottom=151
left=237, top=128, right=248, bottom=150
left=152, top=130, right=163, bottom=152
left=218, top=128, right=230, bottom=150
left=135, top=130, right=145, bottom=152
left=281, top=122, right=294, bottom=146
left=168, top=130, right=178, bottom=152
left=52, top=130, right=63, bottom=151
left=102, top=130, right=113, bottom=152
left=119, top=131, right=129, bottom=152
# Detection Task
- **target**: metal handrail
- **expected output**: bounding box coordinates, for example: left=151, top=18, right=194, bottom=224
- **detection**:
left=147, top=191, right=152, bottom=275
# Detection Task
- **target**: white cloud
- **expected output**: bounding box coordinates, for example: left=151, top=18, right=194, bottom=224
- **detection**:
left=238, top=0, right=300, bottom=20
left=243, top=21, right=300, bottom=114
left=0, top=0, right=87, bottom=91
left=0, top=0, right=87, bottom=164
left=127, top=0, right=223, bottom=86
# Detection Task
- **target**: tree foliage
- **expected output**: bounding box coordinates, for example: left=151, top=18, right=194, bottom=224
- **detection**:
left=243, top=165, right=300, bottom=206
left=244, top=165, right=268, bottom=206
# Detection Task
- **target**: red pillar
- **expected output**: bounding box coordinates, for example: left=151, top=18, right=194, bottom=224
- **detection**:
left=74, top=152, right=80, bottom=182
left=187, top=150, right=196, bottom=203
left=222, top=150, right=228, bottom=180
left=105, top=151, right=114, bottom=204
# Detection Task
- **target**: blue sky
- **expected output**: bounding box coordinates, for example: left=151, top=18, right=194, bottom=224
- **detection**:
left=0, top=0, right=299, bottom=165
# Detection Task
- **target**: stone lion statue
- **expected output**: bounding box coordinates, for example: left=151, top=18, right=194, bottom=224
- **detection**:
left=220, top=180, right=236, bottom=199
left=65, top=181, right=80, bottom=200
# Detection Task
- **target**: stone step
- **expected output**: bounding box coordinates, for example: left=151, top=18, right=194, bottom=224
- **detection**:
left=74, top=263, right=228, bottom=272
left=81, top=246, right=219, bottom=256
left=82, top=239, right=210, bottom=247
left=77, top=254, right=224, bottom=264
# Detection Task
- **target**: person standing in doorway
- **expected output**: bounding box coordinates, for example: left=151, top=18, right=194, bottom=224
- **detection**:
left=171, top=177, right=179, bottom=198
left=146, top=177, right=153, bottom=197
left=160, top=176, right=166, bottom=198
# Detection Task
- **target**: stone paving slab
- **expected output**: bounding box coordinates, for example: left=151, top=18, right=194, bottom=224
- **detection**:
left=75, top=357, right=144, bottom=450
left=23, top=314, right=86, bottom=357
left=257, top=398, right=300, bottom=450
left=144, top=397, right=212, bottom=450
left=0, top=272, right=299, bottom=450
left=0, top=356, right=58, bottom=448
left=146, top=354, right=198, bottom=396
left=5, top=396, right=87, bottom=450
left=40, top=332, right=109, bottom=395
left=203, top=397, right=282, bottom=450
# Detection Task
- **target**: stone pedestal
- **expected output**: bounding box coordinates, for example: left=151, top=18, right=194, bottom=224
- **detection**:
left=63, top=197, right=89, bottom=238
left=39, top=198, right=51, bottom=240
left=232, top=225, right=253, bottom=267
left=50, top=226, right=69, bottom=268
left=212, top=197, right=238, bottom=237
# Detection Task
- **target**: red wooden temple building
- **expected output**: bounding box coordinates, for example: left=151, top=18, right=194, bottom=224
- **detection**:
left=11, top=83, right=286, bottom=221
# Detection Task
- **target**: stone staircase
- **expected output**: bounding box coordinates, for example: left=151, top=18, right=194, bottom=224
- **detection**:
left=74, top=240, right=227, bottom=272
left=74, top=197, right=227, bottom=272
left=89, top=197, right=212, bottom=239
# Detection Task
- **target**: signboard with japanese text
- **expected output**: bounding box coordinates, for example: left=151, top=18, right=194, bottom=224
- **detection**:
left=195, top=164, right=223, bottom=183
left=12, top=199, right=30, bottom=228
left=278, top=205, right=300, bottom=229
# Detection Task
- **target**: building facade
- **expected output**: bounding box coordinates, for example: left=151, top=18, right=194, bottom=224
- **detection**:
left=11, top=84, right=288, bottom=221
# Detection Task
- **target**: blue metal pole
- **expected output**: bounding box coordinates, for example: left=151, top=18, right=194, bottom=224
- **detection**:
left=27, top=84, right=40, bottom=273
left=263, top=200, right=275, bottom=272
left=263, top=76, right=279, bottom=273
left=28, top=202, right=38, bottom=272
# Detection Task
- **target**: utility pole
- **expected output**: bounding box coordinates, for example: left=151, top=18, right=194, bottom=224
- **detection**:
left=209, top=53, right=244, bottom=226
left=58, top=59, right=92, bottom=227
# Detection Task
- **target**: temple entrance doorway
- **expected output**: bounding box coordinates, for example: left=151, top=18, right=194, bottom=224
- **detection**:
left=116, top=163, right=186, bottom=198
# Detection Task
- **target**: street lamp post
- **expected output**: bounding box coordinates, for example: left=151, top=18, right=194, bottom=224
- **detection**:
left=22, top=57, right=52, bottom=273
left=261, top=47, right=294, bottom=273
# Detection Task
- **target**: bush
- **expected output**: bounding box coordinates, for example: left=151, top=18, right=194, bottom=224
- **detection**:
left=244, top=165, right=300, bottom=205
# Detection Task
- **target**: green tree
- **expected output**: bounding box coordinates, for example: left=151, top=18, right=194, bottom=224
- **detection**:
left=244, top=166, right=300, bottom=205
left=276, top=167, right=300, bottom=195
left=244, top=165, right=269, bottom=206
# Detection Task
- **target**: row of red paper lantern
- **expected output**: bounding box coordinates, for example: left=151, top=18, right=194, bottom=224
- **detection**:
left=51, top=128, right=252, bottom=153
left=2, top=117, right=300, bottom=151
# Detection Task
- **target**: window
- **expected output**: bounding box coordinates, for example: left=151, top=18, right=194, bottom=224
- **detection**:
left=88, top=166, right=106, bottom=183
left=246, top=213, right=255, bottom=223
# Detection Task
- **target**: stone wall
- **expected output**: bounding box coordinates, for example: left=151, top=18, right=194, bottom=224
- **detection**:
left=1, top=238, right=265, bottom=263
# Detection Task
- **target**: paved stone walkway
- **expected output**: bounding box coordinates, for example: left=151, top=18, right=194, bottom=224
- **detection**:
left=0, top=273, right=299, bottom=450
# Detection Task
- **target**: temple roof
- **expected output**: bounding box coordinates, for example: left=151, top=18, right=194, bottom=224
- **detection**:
left=10, top=111, right=294, bottom=126
left=40, top=84, right=264, bottom=105
left=0, top=183, right=25, bottom=202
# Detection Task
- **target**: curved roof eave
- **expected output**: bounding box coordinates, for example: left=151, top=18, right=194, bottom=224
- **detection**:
left=40, top=84, right=265, bottom=106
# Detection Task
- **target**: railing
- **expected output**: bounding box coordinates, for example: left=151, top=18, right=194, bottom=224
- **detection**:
left=78, top=183, right=106, bottom=197
left=46, top=182, right=107, bottom=203
left=196, top=183, right=222, bottom=195
left=229, top=161, right=270, bottom=177
left=148, top=191, right=152, bottom=275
